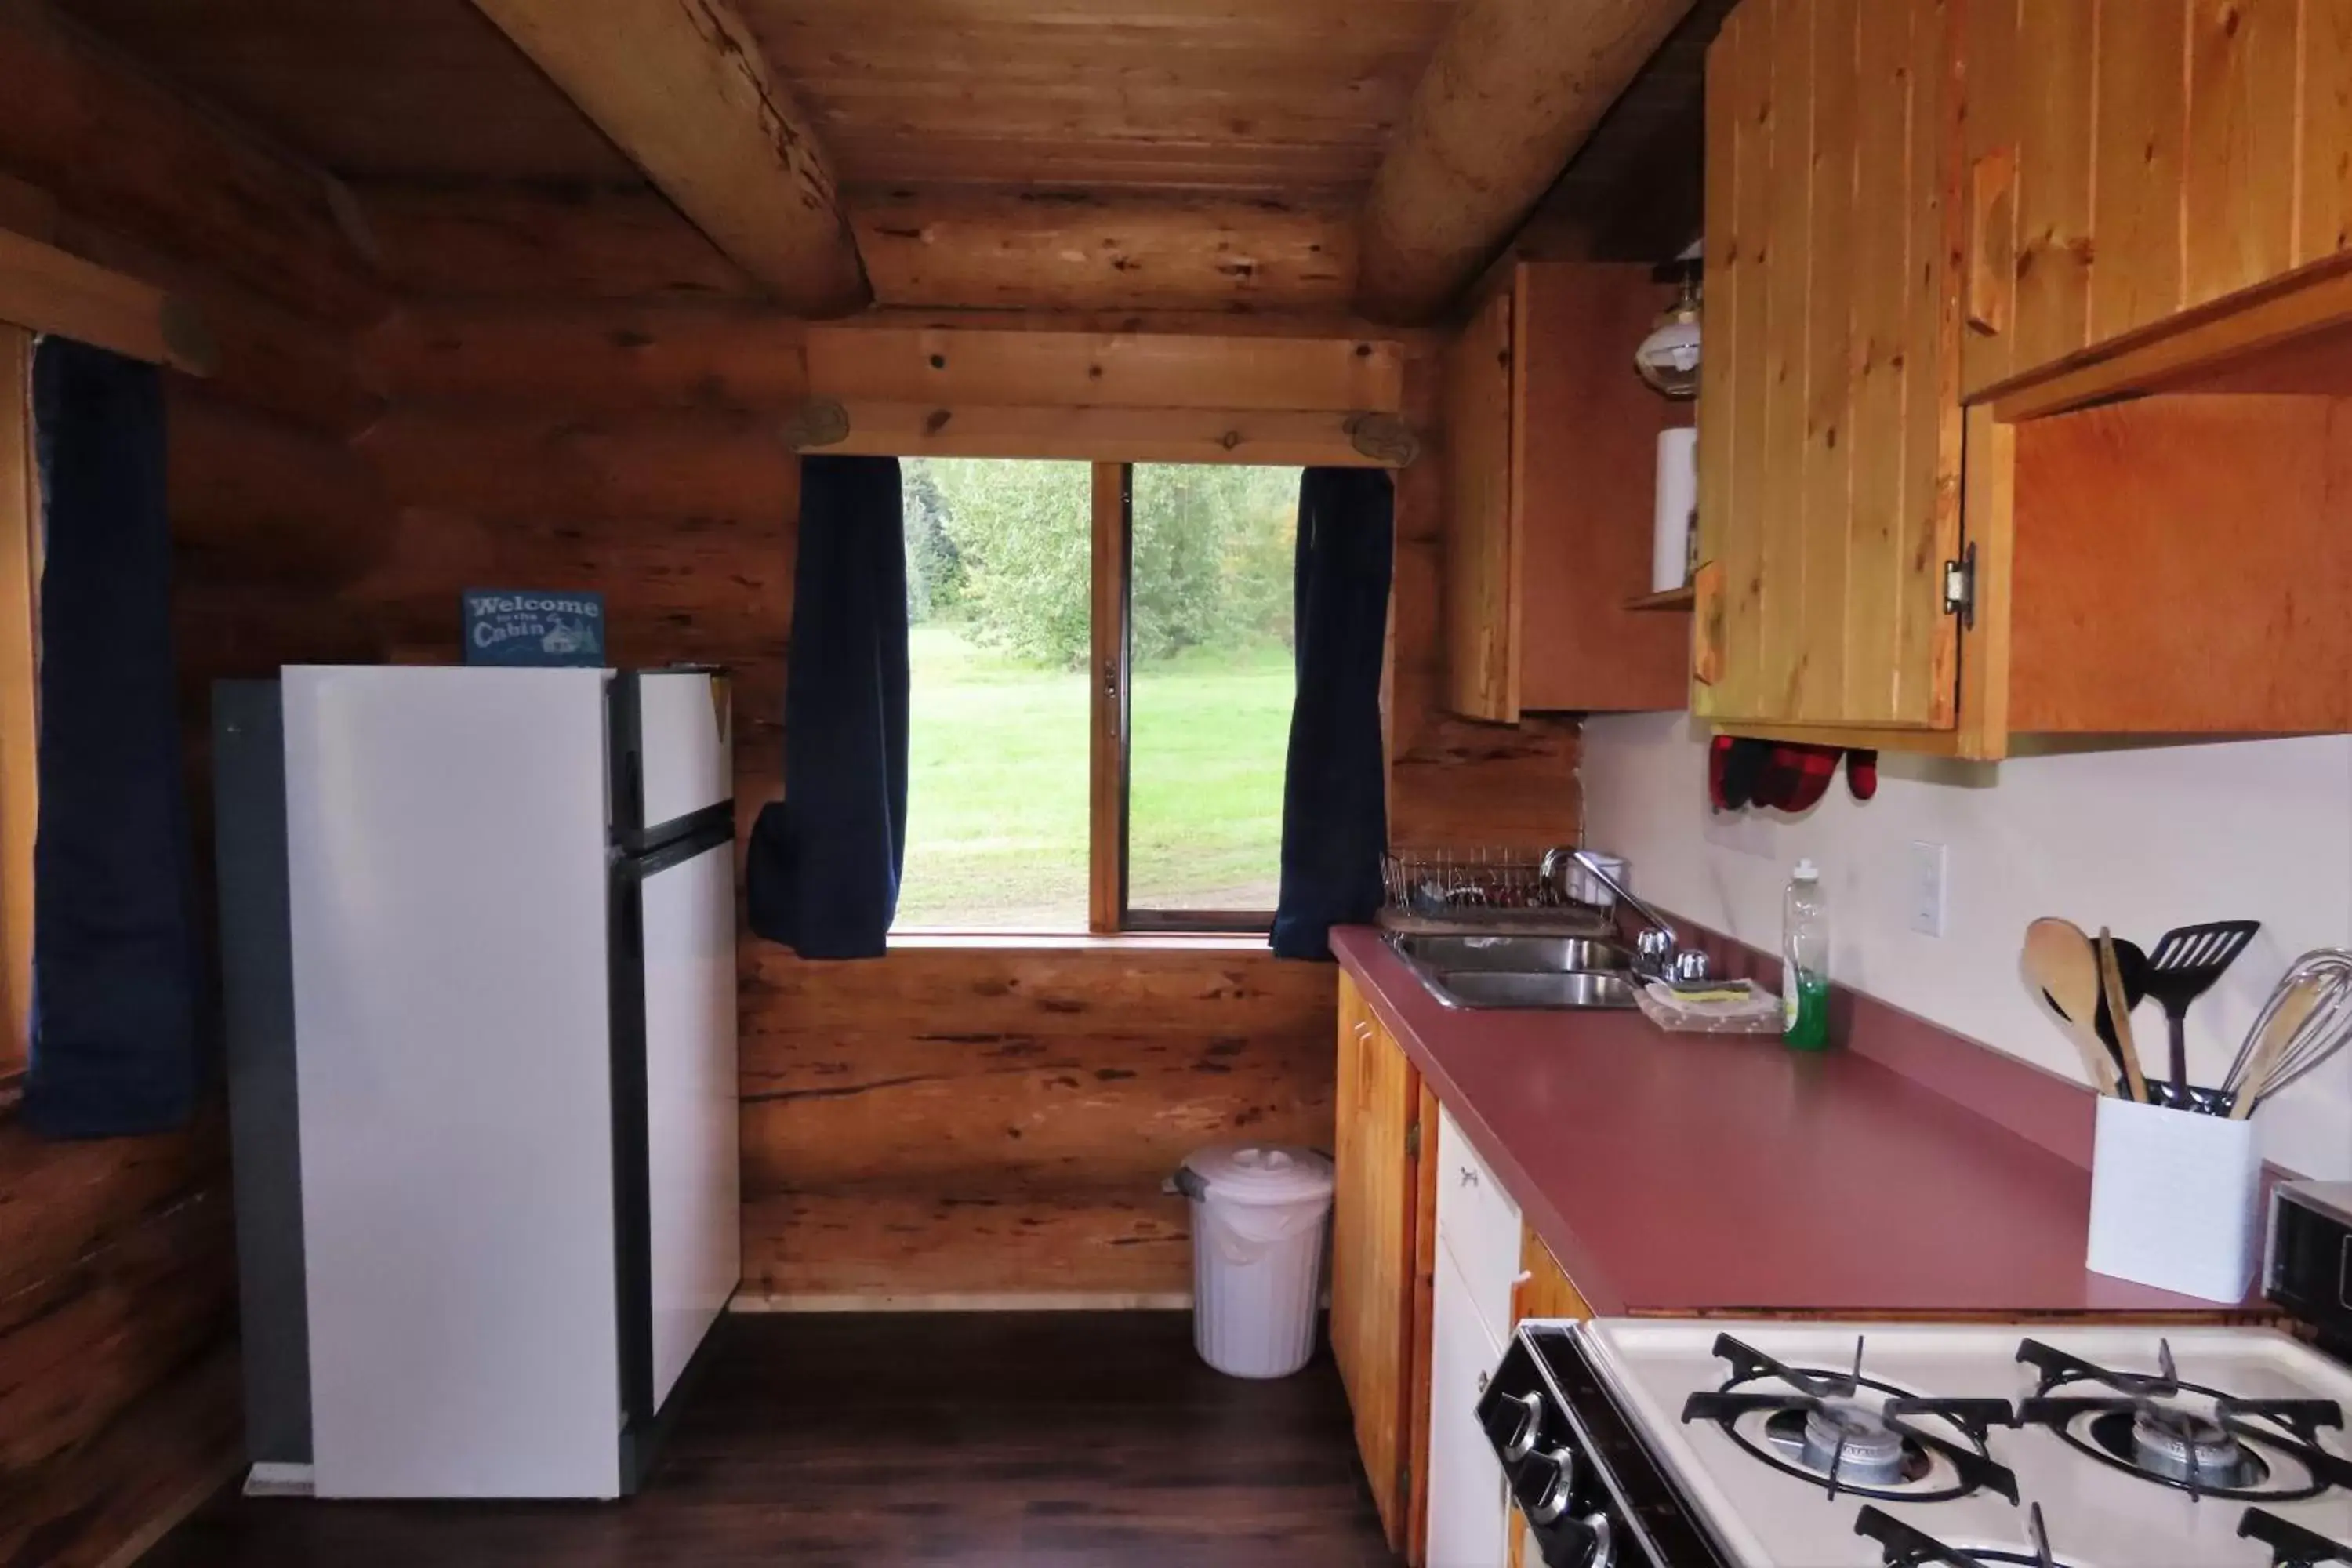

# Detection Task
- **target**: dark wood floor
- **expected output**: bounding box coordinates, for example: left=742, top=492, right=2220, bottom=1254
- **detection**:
left=142, top=1312, right=1396, bottom=1567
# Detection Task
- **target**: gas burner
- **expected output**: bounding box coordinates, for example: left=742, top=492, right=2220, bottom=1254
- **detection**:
left=1777, top=1400, right=1920, bottom=1488
left=2115, top=1403, right=2265, bottom=1488
left=2016, top=1338, right=2352, bottom=1503
left=1680, top=1334, right=2020, bottom=1504
left=2240, top=1507, right=2352, bottom=1567
left=1857, top=1501, right=2074, bottom=1568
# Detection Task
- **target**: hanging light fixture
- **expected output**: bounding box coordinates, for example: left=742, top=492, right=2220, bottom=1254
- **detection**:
left=1634, top=256, right=1703, bottom=400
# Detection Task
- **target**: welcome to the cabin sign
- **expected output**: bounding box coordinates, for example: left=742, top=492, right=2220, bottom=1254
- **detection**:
left=461, top=590, right=607, bottom=667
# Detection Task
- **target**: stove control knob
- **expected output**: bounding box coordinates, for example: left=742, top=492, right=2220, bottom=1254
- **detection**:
left=1527, top=1446, right=1577, bottom=1525
left=1570, top=1512, right=1617, bottom=1568
left=1499, top=1392, right=1545, bottom=1462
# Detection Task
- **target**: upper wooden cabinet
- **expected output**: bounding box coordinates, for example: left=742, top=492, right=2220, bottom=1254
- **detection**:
left=1443, top=262, right=1692, bottom=723
left=1693, top=0, right=1962, bottom=733
left=1962, top=0, right=2352, bottom=401
left=1694, top=0, right=2352, bottom=756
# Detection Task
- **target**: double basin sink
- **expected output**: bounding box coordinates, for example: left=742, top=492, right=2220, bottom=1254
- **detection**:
left=1389, top=933, right=1641, bottom=1011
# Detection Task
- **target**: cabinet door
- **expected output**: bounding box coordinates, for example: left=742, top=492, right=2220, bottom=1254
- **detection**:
left=1695, top=0, right=1962, bottom=731
left=1330, top=973, right=1426, bottom=1553
left=1514, top=265, right=1691, bottom=714
left=1426, top=1250, right=1509, bottom=1568
left=1443, top=285, right=1519, bottom=722
left=1962, top=0, right=2352, bottom=399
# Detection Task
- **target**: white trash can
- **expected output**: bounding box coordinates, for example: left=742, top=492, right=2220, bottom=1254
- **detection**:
left=1177, top=1144, right=1335, bottom=1379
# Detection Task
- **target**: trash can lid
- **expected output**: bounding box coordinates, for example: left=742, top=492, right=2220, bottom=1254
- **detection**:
left=1181, top=1144, right=1334, bottom=1206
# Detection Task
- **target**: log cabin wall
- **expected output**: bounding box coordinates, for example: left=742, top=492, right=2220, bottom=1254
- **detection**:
left=350, top=188, right=1581, bottom=1303
left=0, top=7, right=394, bottom=1562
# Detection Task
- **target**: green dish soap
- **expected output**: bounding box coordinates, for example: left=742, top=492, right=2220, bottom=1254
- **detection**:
left=1782, top=858, right=1831, bottom=1051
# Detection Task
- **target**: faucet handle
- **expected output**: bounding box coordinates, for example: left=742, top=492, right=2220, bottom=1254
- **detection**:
left=1668, top=948, right=1713, bottom=985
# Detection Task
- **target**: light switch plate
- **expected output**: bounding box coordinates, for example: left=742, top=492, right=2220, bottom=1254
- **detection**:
left=1907, top=840, right=1947, bottom=937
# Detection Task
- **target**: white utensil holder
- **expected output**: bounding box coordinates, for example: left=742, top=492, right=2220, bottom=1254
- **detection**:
left=2085, top=1095, right=2261, bottom=1303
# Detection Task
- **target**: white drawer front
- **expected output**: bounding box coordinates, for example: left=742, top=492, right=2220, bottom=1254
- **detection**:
left=1435, top=1105, right=1523, bottom=1348
left=1426, top=1246, right=1510, bottom=1568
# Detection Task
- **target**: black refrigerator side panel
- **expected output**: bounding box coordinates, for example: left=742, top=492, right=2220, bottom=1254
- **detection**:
left=211, top=680, right=310, bottom=1468
left=608, top=672, right=646, bottom=847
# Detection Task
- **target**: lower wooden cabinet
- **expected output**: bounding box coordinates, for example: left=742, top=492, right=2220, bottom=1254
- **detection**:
left=1330, top=972, right=1430, bottom=1557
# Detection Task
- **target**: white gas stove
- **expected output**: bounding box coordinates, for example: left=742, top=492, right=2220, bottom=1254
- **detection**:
left=1478, top=1181, right=2352, bottom=1568
left=1603, top=1321, right=2351, bottom=1566
left=1482, top=1319, right=2352, bottom=1567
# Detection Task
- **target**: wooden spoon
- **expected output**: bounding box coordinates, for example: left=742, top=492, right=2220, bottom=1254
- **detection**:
left=2024, top=918, right=2124, bottom=1098
left=2096, top=928, right=2151, bottom=1104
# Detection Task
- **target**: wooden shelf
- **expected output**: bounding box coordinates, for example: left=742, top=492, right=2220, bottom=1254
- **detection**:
left=1623, top=586, right=1695, bottom=612
left=1977, top=248, right=2352, bottom=423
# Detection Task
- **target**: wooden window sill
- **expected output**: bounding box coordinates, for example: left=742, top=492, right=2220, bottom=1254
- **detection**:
left=884, top=931, right=1273, bottom=956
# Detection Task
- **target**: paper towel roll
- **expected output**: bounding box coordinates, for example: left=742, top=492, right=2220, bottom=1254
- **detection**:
left=1653, top=426, right=1699, bottom=593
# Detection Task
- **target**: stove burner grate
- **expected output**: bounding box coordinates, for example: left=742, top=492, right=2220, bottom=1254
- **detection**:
left=2240, top=1506, right=2352, bottom=1567
left=1856, top=1501, right=2073, bottom=1568
left=1681, top=1334, right=2020, bottom=1505
left=2016, top=1338, right=2352, bottom=1503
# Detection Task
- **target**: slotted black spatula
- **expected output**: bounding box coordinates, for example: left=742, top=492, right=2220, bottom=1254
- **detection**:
left=2144, top=921, right=2261, bottom=1087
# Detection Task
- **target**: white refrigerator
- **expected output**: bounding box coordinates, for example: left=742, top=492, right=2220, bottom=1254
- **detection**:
left=272, top=665, right=739, bottom=1500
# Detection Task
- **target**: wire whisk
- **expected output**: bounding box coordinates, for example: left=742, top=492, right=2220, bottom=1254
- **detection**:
left=2222, top=949, right=2352, bottom=1115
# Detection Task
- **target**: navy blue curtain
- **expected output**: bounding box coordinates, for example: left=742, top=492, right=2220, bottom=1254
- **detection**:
left=746, top=455, right=909, bottom=960
left=24, top=338, right=202, bottom=1138
left=1271, top=467, right=1393, bottom=960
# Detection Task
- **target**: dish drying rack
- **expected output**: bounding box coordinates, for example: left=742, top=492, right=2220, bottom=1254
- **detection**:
left=1378, top=848, right=1615, bottom=935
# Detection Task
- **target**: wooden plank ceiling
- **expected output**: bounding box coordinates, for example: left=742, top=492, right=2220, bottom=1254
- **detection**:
left=54, top=0, right=1718, bottom=311
left=58, top=0, right=1452, bottom=197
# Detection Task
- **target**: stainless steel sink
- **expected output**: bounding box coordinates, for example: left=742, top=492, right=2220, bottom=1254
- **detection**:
left=1391, top=934, right=1632, bottom=975
left=1425, top=969, right=1639, bottom=1011
left=1387, top=932, right=1642, bottom=1011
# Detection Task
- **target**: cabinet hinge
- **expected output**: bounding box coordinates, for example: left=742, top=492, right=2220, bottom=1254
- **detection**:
left=1941, top=543, right=1978, bottom=630
left=1405, top=1120, right=1422, bottom=1160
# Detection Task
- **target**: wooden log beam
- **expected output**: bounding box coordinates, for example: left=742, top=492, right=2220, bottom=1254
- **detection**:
left=785, top=400, right=1416, bottom=467
left=804, top=324, right=1404, bottom=413
left=849, top=187, right=1356, bottom=314
left=1354, top=0, right=1698, bottom=323
left=169, top=392, right=394, bottom=585
left=468, top=0, right=869, bottom=317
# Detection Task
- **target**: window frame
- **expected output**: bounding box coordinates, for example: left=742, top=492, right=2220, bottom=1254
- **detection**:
left=1084, top=460, right=1280, bottom=938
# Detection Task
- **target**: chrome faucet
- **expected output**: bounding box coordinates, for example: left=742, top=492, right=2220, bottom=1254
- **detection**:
left=1539, top=847, right=1708, bottom=985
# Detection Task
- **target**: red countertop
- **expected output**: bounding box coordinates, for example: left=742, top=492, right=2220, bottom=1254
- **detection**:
left=1331, top=926, right=2254, bottom=1318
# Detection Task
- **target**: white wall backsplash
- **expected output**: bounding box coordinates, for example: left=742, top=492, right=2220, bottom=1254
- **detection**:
left=1579, top=713, right=2352, bottom=1181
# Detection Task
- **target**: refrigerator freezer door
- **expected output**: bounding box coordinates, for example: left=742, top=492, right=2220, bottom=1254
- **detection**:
left=638, top=837, right=741, bottom=1409
left=615, top=670, right=731, bottom=840
left=282, top=666, right=623, bottom=1500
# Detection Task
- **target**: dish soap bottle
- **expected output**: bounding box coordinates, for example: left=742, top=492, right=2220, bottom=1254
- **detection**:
left=1782, top=859, right=1831, bottom=1051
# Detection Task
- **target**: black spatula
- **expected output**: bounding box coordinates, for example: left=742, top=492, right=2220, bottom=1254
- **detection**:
left=2143, top=922, right=2262, bottom=1087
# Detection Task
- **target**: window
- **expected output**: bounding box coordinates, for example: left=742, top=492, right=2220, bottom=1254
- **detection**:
left=896, top=459, right=1300, bottom=935
left=0, top=326, right=37, bottom=1074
